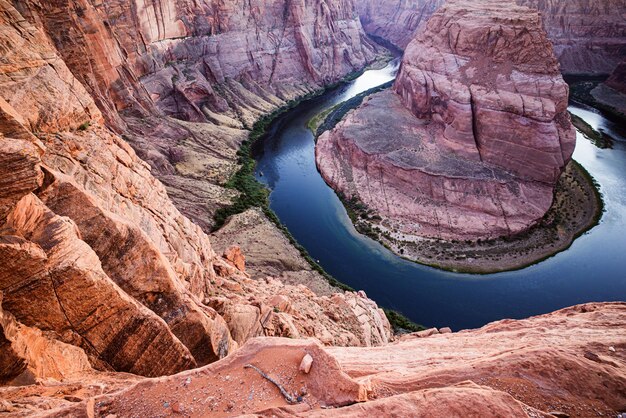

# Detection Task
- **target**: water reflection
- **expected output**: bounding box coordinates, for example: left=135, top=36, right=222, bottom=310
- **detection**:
left=254, top=62, right=626, bottom=330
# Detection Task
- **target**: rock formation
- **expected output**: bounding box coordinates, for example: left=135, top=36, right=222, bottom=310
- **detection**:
left=4, top=303, right=624, bottom=417
left=358, top=0, right=445, bottom=49
left=357, top=0, right=626, bottom=75
left=8, top=0, right=380, bottom=232
left=0, top=0, right=392, bottom=382
left=317, top=0, right=575, bottom=240
left=606, top=60, right=626, bottom=94
left=589, top=59, right=626, bottom=119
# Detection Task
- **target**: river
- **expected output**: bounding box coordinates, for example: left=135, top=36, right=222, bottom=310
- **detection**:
left=252, top=60, right=626, bottom=330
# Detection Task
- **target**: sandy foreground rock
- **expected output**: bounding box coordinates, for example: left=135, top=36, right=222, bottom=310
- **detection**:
left=1, top=303, right=622, bottom=417
left=318, top=0, right=575, bottom=241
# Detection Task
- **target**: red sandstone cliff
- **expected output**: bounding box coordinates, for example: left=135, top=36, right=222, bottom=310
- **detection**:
left=317, top=0, right=575, bottom=240
left=0, top=0, right=391, bottom=385
left=8, top=0, right=380, bottom=232
left=357, top=0, right=626, bottom=75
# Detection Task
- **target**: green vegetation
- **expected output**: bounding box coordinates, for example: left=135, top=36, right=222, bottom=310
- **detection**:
left=338, top=192, right=383, bottom=241
left=78, top=121, right=91, bottom=131
left=314, top=80, right=394, bottom=137
left=383, top=309, right=425, bottom=333
left=211, top=67, right=420, bottom=334
left=307, top=105, right=336, bottom=133
left=569, top=112, right=613, bottom=149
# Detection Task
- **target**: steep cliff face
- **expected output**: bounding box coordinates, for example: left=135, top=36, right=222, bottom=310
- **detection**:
left=0, top=0, right=391, bottom=381
left=356, top=0, right=626, bottom=75
left=517, top=0, right=626, bottom=74
left=10, top=0, right=379, bottom=232
left=317, top=0, right=575, bottom=241
left=6, top=303, right=625, bottom=417
left=606, top=60, right=626, bottom=94
left=357, top=0, right=444, bottom=49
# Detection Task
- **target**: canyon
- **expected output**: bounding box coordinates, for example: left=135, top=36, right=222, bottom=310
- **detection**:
left=316, top=0, right=600, bottom=271
left=0, top=0, right=392, bottom=383
left=0, top=0, right=624, bottom=416
left=357, top=0, right=626, bottom=75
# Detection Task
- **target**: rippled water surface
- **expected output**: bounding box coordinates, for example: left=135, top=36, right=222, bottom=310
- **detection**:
left=253, top=62, right=626, bottom=330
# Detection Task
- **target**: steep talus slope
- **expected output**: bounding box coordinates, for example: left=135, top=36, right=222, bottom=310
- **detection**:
left=356, top=0, right=626, bottom=75
left=10, top=303, right=624, bottom=417
left=0, top=0, right=392, bottom=387
left=317, top=0, right=575, bottom=241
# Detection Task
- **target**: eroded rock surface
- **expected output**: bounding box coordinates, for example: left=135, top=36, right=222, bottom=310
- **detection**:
left=0, top=0, right=391, bottom=384
left=357, top=0, right=626, bottom=75
left=9, top=0, right=380, bottom=232
left=318, top=0, right=575, bottom=240
left=8, top=303, right=624, bottom=417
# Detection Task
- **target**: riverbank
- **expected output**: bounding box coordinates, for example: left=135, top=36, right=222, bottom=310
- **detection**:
left=212, top=59, right=423, bottom=333
left=338, top=160, right=602, bottom=274
left=568, top=77, right=626, bottom=124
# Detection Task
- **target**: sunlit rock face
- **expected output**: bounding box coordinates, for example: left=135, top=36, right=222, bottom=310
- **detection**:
left=317, top=0, right=575, bottom=240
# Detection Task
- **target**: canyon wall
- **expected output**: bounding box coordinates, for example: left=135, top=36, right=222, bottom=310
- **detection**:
left=10, top=0, right=379, bottom=232
left=606, top=60, right=626, bottom=94
left=0, top=0, right=391, bottom=383
left=357, top=0, right=445, bottom=50
left=357, top=0, right=626, bottom=75
left=317, top=0, right=575, bottom=240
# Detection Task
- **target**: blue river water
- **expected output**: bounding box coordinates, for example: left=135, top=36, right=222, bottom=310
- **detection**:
left=253, top=61, right=626, bottom=330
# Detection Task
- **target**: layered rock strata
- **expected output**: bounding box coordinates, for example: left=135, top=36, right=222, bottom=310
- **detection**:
left=357, top=0, right=626, bottom=75
left=6, top=303, right=625, bottom=417
left=357, top=0, right=445, bottom=50
left=10, top=0, right=380, bottom=231
left=317, top=0, right=575, bottom=241
left=0, top=0, right=391, bottom=381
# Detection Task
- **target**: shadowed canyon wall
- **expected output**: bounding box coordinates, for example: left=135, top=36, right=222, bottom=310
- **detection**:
left=357, top=0, right=626, bottom=74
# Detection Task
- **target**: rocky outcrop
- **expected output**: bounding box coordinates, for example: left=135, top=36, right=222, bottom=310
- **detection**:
left=606, top=60, right=626, bottom=94
left=0, top=0, right=392, bottom=383
left=8, top=303, right=625, bottom=417
left=590, top=59, right=626, bottom=119
left=317, top=0, right=575, bottom=240
left=356, top=0, right=626, bottom=75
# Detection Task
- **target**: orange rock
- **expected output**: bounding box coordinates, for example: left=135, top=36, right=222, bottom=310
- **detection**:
left=224, top=246, right=246, bottom=272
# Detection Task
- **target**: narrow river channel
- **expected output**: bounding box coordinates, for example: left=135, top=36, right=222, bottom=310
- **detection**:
left=253, top=60, right=626, bottom=330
